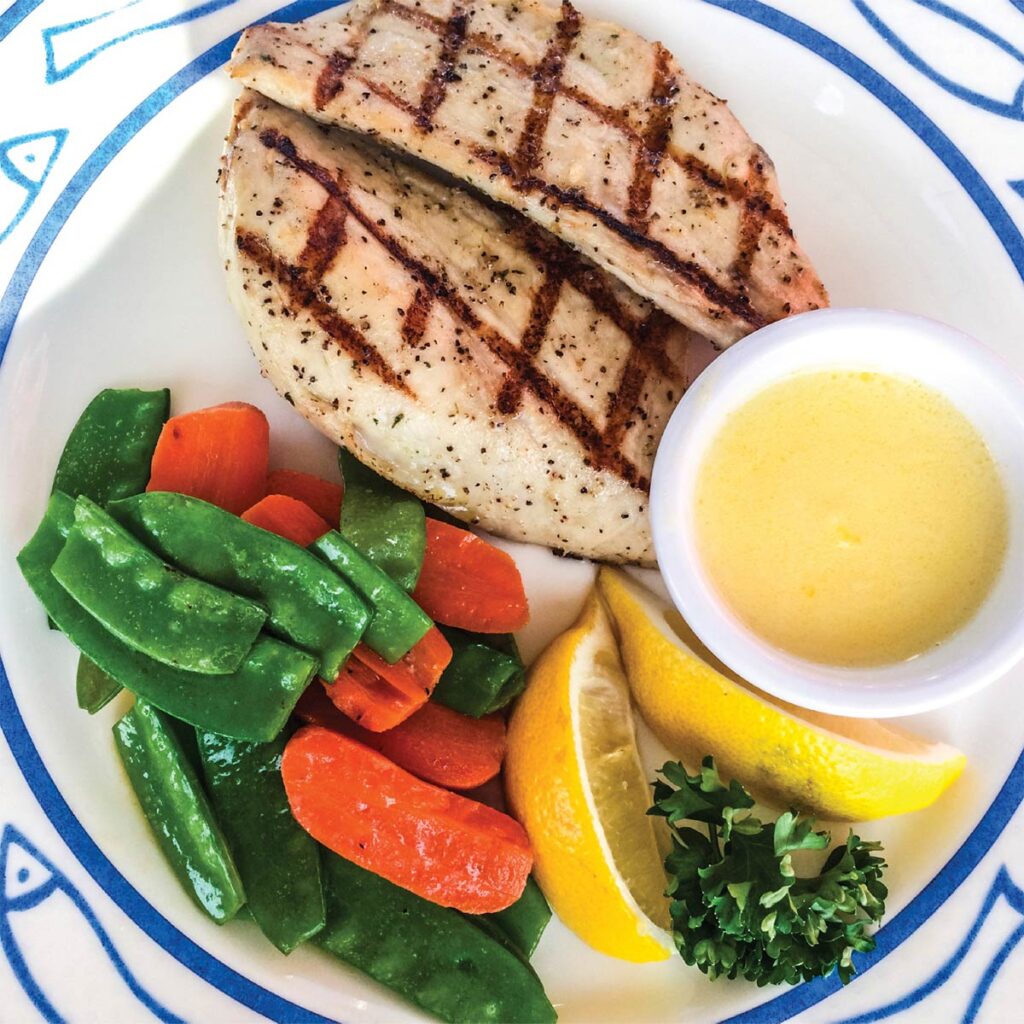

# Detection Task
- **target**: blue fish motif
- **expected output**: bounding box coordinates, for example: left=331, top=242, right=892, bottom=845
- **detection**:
left=43, top=0, right=241, bottom=83
left=837, top=865, right=1024, bottom=1024
left=0, top=129, right=66, bottom=245
left=0, top=825, right=183, bottom=1024
left=852, top=0, right=1024, bottom=120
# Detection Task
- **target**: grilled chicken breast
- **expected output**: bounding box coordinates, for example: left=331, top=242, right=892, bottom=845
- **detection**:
left=219, top=92, right=715, bottom=563
left=229, top=0, right=827, bottom=347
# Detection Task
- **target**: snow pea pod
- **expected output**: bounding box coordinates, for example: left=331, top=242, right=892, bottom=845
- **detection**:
left=433, top=627, right=526, bottom=717
left=197, top=729, right=325, bottom=954
left=316, top=852, right=556, bottom=1024
left=53, top=387, right=169, bottom=503
left=76, top=655, right=122, bottom=714
left=311, top=531, right=431, bottom=663
left=18, top=493, right=315, bottom=740
left=109, top=493, right=369, bottom=679
left=52, top=496, right=266, bottom=674
left=478, top=877, right=551, bottom=960
left=114, top=699, right=245, bottom=923
left=338, top=448, right=425, bottom=592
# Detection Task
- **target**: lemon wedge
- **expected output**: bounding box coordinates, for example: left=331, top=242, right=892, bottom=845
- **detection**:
left=505, top=590, right=673, bottom=962
left=597, top=567, right=966, bottom=821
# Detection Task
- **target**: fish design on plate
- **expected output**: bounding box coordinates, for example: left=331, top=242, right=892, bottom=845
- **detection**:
left=0, top=130, right=66, bottom=246
left=42, top=0, right=240, bottom=83
left=852, top=0, right=1024, bottom=120
left=836, top=865, right=1024, bottom=1023
left=0, top=825, right=182, bottom=1023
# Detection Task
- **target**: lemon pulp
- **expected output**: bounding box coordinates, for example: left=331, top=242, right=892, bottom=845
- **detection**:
left=505, top=591, right=672, bottom=962
left=695, top=370, right=1008, bottom=666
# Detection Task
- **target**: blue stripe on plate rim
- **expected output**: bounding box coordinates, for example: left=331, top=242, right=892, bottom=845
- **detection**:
left=0, top=1, right=1021, bottom=1021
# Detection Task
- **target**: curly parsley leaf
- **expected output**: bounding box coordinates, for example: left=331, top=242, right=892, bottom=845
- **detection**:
left=650, top=757, right=887, bottom=986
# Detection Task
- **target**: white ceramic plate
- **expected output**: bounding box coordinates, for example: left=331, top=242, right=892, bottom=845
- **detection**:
left=1, top=1, right=1023, bottom=1021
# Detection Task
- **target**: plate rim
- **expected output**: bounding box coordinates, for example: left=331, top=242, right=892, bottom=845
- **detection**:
left=0, top=2, right=1022, bottom=1022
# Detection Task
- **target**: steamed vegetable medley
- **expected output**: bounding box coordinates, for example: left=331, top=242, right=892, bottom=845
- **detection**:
left=19, top=389, right=554, bottom=1024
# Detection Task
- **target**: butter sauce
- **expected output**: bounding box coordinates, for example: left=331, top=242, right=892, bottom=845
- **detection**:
left=695, top=371, right=1008, bottom=667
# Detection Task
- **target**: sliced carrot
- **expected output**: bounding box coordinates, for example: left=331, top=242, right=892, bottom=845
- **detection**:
left=242, top=494, right=330, bottom=547
left=322, top=625, right=453, bottom=732
left=412, top=519, right=529, bottom=633
left=355, top=625, right=453, bottom=701
left=375, top=702, right=505, bottom=790
left=147, top=402, right=269, bottom=515
left=322, top=659, right=421, bottom=732
left=295, top=684, right=505, bottom=790
left=266, top=468, right=344, bottom=526
left=282, top=725, right=531, bottom=913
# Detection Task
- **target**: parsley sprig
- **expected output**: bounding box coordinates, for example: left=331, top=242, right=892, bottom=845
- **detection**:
left=649, top=758, right=887, bottom=986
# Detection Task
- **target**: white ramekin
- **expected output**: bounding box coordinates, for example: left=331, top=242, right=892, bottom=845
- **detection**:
left=650, top=307, right=1024, bottom=718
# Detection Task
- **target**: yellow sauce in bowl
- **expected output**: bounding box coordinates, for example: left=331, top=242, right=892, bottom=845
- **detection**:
left=695, top=371, right=1008, bottom=666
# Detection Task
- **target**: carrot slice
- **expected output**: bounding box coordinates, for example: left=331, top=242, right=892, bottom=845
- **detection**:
left=147, top=402, right=269, bottom=515
left=323, top=659, right=421, bottom=732
left=242, top=494, right=330, bottom=547
left=295, top=684, right=505, bottom=790
left=266, top=469, right=344, bottom=526
left=323, top=626, right=453, bottom=731
left=355, top=626, right=452, bottom=700
left=412, top=520, right=529, bottom=633
left=282, top=725, right=531, bottom=912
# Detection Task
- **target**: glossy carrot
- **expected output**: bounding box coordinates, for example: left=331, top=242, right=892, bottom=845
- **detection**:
left=282, top=726, right=532, bottom=913
left=266, top=469, right=344, bottom=526
left=242, top=494, right=330, bottom=547
left=147, top=402, right=269, bottom=515
left=324, top=627, right=452, bottom=732
left=295, top=684, right=505, bottom=790
left=412, top=520, right=529, bottom=633
left=322, top=657, right=420, bottom=732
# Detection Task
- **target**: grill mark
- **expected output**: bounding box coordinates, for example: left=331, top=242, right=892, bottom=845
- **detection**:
left=297, top=195, right=348, bottom=277
left=374, top=16, right=791, bottom=237
left=602, top=309, right=675, bottom=452
left=511, top=2, right=582, bottom=180
left=495, top=270, right=565, bottom=415
left=258, top=127, right=644, bottom=487
left=415, top=8, right=470, bottom=130
left=401, top=287, right=433, bottom=346
left=315, top=50, right=356, bottom=110
left=352, top=74, right=422, bottom=118
left=729, top=152, right=770, bottom=285
left=626, top=45, right=678, bottom=227
left=236, top=228, right=412, bottom=395
left=249, top=12, right=794, bottom=244
left=673, top=151, right=791, bottom=237
left=471, top=146, right=766, bottom=329
left=500, top=205, right=686, bottom=383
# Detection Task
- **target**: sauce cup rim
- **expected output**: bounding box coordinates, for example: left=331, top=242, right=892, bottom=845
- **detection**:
left=650, top=306, right=1024, bottom=719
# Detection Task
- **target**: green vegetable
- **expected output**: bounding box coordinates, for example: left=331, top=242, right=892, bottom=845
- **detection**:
left=114, top=699, right=245, bottom=923
left=316, top=852, right=556, bottom=1024
left=18, top=493, right=315, bottom=740
left=478, top=877, right=551, bottom=960
left=433, top=627, right=526, bottom=717
left=338, top=448, right=425, bottom=592
left=649, top=757, right=887, bottom=986
left=76, top=655, right=121, bottom=714
left=311, top=530, right=431, bottom=663
left=197, top=730, right=325, bottom=954
left=52, top=496, right=266, bottom=674
left=109, top=493, right=369, bottom=679
left=53, top=387, right=169, bottom=504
